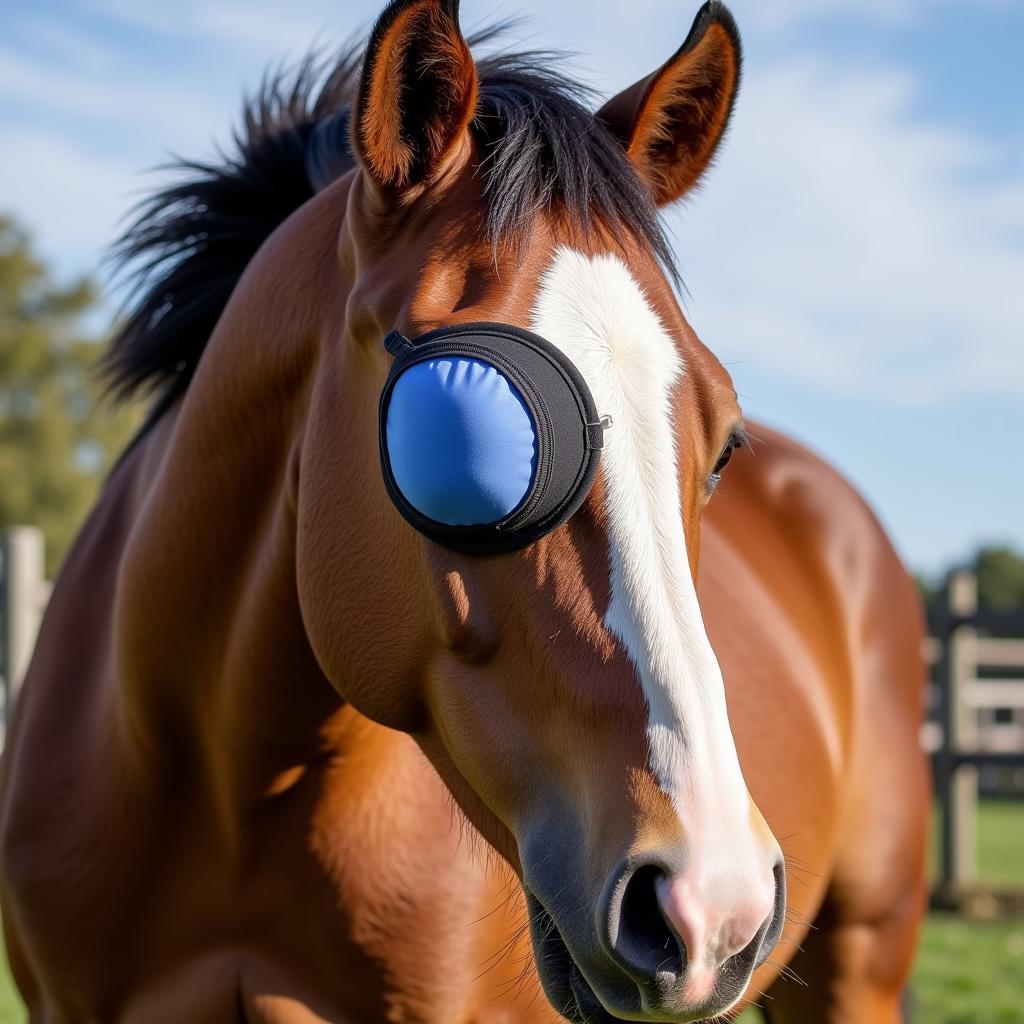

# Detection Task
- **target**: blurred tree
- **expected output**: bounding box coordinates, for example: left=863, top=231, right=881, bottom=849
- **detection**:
left=0, top=215, right=138, bottom=577
left=918, top=546, right=1024, bottom=616
left=974, top=546, right=1024, bottom=612
left=915, top=574, right=939, bottom=613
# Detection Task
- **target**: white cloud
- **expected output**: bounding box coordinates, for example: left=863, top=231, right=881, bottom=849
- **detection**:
left=675, top=58, right=1024, bottom=402
left=744, top=0, right=916, bottom=29
left=0, top=129, right=134, bottom=283
left=2, top=0, right=1021, bottom=409
left=83, top=0, right=360, bottom=54
left=17, top=18, right=117, bottom=71
left=0, top=45, right=222, bottom=144
left=738, top=0, right=1021, bottom=30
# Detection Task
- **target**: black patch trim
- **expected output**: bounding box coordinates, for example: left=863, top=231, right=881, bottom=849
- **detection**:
left=379, top=322, right=605, bottom=555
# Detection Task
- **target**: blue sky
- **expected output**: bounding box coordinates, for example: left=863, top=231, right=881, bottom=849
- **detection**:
left=1, top=0, right=1022, bottom=575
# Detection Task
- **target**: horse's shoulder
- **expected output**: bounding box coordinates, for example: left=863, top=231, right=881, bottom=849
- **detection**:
left=729, top=424, right=880, bottom=541
left=0, top=420, right=162, bottom=939
left=705, top=420, right=924, bottom=710
left=714, top=422, right=914, bottom=600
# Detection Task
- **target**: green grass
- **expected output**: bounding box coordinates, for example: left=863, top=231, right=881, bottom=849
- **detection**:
left=918, top=796, right=1024, bottom=1023
left=0, top=954, right=19, bottom=1024
left=913, top=915, right=1024, bottom=1024
left=930, top=799, right=1024, bottom=889
left=978, top=801, right=1024, bottom=887
left=733, top=916, right=1024, bottom=1023
left=735, top=916, right=1024, bottom=1023
left=0, top=802, right=1018, bottom=1021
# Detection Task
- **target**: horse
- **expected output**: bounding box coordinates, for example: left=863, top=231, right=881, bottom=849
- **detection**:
left=0, top=1, right=930, bottom=1021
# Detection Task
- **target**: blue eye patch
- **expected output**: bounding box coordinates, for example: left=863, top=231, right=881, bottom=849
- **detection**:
left=385, top=357, right=537, bottom=527
left=379, top=323, right=608, bottom=555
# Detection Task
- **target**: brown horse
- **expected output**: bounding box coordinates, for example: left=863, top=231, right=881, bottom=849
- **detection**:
left=0, top=2, right=929, bottom=1021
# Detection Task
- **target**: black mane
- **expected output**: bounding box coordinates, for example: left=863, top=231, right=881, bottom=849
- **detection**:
left=103, top=31, right=676, bottom=405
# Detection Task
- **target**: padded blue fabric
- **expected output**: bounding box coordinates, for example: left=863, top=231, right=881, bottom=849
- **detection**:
left=385, top=357, right=537, bottom=526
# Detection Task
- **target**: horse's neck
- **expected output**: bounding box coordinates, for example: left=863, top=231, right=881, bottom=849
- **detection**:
left=113, top=326, right=340, bottom=817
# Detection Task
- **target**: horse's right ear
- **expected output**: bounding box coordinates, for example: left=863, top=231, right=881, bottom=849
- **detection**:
left=596, top=1, right=742, bottom=207
left=352, top=0, right=478, bottom=194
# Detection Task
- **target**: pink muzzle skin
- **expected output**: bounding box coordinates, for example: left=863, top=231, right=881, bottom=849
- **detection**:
left=654, top=866, right=776, bottom=1000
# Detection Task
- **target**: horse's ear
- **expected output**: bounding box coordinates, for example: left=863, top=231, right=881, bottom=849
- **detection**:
left=596, top=1, right=741, bottom=207
left=353, top=0, right=478, bottom=193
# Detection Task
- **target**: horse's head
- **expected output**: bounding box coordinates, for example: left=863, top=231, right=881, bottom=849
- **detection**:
left=297, top=1, right=784, bottom=1019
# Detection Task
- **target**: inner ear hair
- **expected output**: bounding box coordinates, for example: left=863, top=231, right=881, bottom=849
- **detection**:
left=597, top=1, right=742, bottom=207
left=353, top=0, right=479, bottom=190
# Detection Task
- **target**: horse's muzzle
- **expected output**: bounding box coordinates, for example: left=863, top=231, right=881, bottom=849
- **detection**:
left=526, top=854, right=787, bottom=1023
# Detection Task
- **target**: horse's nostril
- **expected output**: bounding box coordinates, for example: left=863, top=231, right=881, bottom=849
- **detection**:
left=611, top=864, right=686, bottom=982
left=756, top=857, right=788, bottom=968
left=603, top=855, right=786, bottom=999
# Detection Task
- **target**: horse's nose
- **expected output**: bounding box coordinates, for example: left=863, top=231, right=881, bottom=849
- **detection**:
left=654, top=869, right=774, bottom=984
left=601, top=856, right=786, bottom=1004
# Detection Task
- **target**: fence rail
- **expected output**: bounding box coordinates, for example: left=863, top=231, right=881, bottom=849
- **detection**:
left=932, top=570, right=1024, bottom=899
left=974, top=638, right=1024, bottom=667
left=0, top=526, right=49, bottom=740
left=963, top=681, right=1024, bottom=709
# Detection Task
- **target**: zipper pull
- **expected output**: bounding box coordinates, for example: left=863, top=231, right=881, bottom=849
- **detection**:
left=586, top=414, right=613, bottom=451
left=384, top=331, right=413, bottom=357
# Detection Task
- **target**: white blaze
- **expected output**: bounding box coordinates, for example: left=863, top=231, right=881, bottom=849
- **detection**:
left=530, top=247, right=750, bottom=827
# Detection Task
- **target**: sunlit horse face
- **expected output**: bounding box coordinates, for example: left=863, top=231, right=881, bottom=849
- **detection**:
left=297, top=1, right=784, bottom=1020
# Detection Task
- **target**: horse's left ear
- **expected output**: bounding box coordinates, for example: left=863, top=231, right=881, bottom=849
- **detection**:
left=596, top=1, right=741, bottom=207
left=352, top=0, right=478, bottom=194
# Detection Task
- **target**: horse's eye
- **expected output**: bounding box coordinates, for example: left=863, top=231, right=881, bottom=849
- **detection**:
left=713, top=445, right=735, bottom=476
left=708, top=435, right=742, bottom=493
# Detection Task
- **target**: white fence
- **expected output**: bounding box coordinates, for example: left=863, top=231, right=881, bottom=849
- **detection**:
left=0, top=526, right=50, bottom=740
left=929, top=571, right=1024, bottom=896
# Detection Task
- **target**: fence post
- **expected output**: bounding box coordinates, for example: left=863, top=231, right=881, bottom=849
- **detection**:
left=1, top=526, right=47, bottom=729
left=939, top=570, right=978, bottom=896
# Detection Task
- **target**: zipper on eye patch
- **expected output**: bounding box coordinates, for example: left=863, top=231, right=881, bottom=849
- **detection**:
left=383, top=331, right=413, bottom=357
